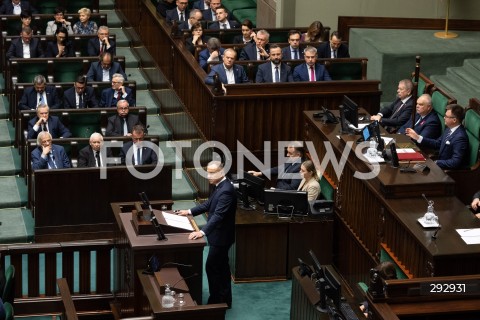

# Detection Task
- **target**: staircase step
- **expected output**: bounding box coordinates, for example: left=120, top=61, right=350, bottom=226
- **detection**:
left=0, top=147, right=21, bottom=175
left=137, top=90, right=160, bottom=114
left=172, top=169, right=197, bottom=200
left=0, top=120, right=14, bottom=146
left=118, top=47, right=140, bottom=68
left=153, top=89, right=186, bottom=114
left=446, top=67, right=480, bottom=93
left=0, top=95, right=9, bottom=119
left=0, top=73, right=4, bottom=94
left=163, top=113, right=203, bottom=140
left=125, top=68, right=150, bottom=90
left=0, top=176, right=28, bottom=208
left=147, top=115, right=172, bottom=140
left=100, top=0, right=116, bottom=11
left=110, top=28, right=132, bottom=48
left=179, top=138, right=212, bottom=168
left=0, top=208, right=34, bottom=243
left=430, top=75, right=476, bottom=107
left=101, top=10, right=123, bottom=28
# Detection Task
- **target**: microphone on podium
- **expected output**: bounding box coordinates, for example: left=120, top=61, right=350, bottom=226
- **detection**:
left=171, top=272, right=199, bottom=291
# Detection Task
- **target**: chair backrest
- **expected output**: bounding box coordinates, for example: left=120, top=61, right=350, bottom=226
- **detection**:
left=3, top=301, right=13, bottom=320
left=319, top=174, right=335, bottom=201
left=464, top=108, right=480, bottom=168
left=431, top=90, right=450, bottom=133
left=2, top=265, right=15, bottom=305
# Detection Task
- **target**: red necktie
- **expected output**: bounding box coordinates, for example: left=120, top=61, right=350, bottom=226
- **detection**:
left=310, top=66, right=315, bottom=81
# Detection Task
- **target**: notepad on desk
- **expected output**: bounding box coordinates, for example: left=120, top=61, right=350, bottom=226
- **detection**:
left=396, top=148, right=426, bottom=162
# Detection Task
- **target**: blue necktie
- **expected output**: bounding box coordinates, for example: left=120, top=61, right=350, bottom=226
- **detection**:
left=293, top=49, right=298, bottom=60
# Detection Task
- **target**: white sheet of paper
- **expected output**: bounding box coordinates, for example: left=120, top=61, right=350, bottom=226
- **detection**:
left=397, top=148, right=416, bottom=153
left=349, top=123, right=369, bottom=130
left=162, top=211, right=194, bottom=231
left=457, top=229, right=480, bottom=245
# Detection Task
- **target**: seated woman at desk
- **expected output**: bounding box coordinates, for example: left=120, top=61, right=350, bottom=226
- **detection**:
left=301, top=20, right=324, bottom=43
left=297, top=160, right=320, bottom=201
left=186, top=22, right=210, bottom=55
left=73, top=7, right=98, bottom=35
left=46, top=27, right=75, bottom=58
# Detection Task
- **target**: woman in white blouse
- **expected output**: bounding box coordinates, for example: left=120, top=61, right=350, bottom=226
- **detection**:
left=297, top=160, right=320, bottom=201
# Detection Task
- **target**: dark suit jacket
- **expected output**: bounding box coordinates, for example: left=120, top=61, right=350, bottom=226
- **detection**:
left=420, top=125, right=469, bottom=170
left=205, top=63, right=250, bottom=85
left=63, top=86, right=99, bottom=109
left=77, top=145, right=113, bottom=167
left=317, top=42, right=350, bottom=59
left=293, top=63, right=331, bottom=82
left=0, top=0, right=37, bottom=14
left=119, top=141, right=158, bottom=165
left=31, top=144, right=71, bottom=170
left=398, top=111, right=442, bottom=140
left=6, top=37, right=44, bottom=59
left=265, top=161, right=302, bottom=190
left=165, top=7, right=189, bottom=24
left=87, top=38, right=116, bottom=56
left=191, top=178, right=236, bottom=246
left=100, top=87, right=135, bottom=108
left=208, top=20, right=241, bottom=30
left=192, top=0, right=208, bottom=10
left=45, top=40, right=75, bottom=58
left=281, top=46, right=304, bottom=60
left=156, top=0, right=176, bottom=17
left=27, top=115, right=72, bottom=140
left=255, top=62, right=293, bottom=83
left=105, top=113, right=141, bottom=137
left=86, top=61, right=127, bottom=82
left=378, top=97, right=414, bottom=133
left=18, top=86, right=62, bottom=110
left=239, top=43, right=270, bottom=61
left=201, top=8, right=216, bottom=21
left=199, top=47, right=225, bottom=71
left=233, top=35, right=254, bottom=45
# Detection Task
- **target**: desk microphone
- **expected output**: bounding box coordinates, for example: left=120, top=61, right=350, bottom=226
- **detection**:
left=432, top=224, right=441, bottom=240
left=171, top=272, right=199, bottom=290
left=161, top=262, right=193, bottom=269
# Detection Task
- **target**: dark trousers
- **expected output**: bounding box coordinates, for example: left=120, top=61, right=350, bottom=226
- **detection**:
left=206, top=244, right=232, bottom=307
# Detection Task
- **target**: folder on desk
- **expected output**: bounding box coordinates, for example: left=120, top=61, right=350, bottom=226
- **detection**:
left=396, top=148, right=426, bottom=162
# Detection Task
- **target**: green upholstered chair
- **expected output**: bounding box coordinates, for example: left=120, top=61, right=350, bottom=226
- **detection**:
left=52, top=60, right=84, bottom=83
left=319, top=175, right=335, bottom=201
left=3, top=302, right=13, bottom=320
left=326, top=61, right=363, bottom=81
left=68, top=113, right=102, bottom=138
left=36, top=1, right=58, bottom=14
left=431, top=90, right=449, bottom=133
left=12, top=61, right=49, bottom=84
left=464, top=108, right=480, bottom=168
left=223, top=0, right=256, bottom=13
left=233, top=8, right=256, bottom=27
left=66, top=0, right=100, bottom=13
left=2, top=265, right=15, bottom=306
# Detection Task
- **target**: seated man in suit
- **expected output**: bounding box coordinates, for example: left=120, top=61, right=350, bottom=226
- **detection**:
left=249, top=143, right=304, bottom=190
left=87, top=26, right=116, bottom=56
left=31, top=131, right=71, bottom=170
left=86, top=52, right=127, bottom=82
left=156, top=0, right=176, bottom=17
left=18, top=75, right=62, bottom=110
left=178, top=9, right=203, bottom=30
left=105, top=100, right=142, bottom=137
left=165, top=0, right=189, bottom=25
left=27, top=104, right=72, bottom=140
left=398, top=94, right=441, bottom=140
left=239, top=29, right=271, bottom=61
left=202, top=0, right=221, bottom=21
left=282, top=30, right=304, bottom=60
left=472, top=190, right=480, bottom=218
left=204, top=48, right=250, bottom=89
left=0, top=0, right=37, bottom=15
left=255, top=44, right=293, bottom=83
left=406, top=104, right=470, bottom=170
left=78, top=132, right=112, bottom=167
left=193, top=0, right=210, bottom=10
left=100, top=73, right=135, bottom=107
left=120, top=124, right=158, bottom=165
left=371, top=79, right=414, bottom=133
left=293, top=46, right=331, bottom=82
left=199, top=37, right=225, bottom=71
left=6, top=26, right=43, bottom=59
left=63, top=75, right=99, bottom=108
left=208, top=6, right=240, bottom=29
left=317, top=31, right=350, bottom=59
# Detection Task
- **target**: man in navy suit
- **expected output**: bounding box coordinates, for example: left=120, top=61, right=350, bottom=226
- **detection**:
left=86, top=52, right=127, bottom=82
left=249, top=144, right=304, bottom=190
left=165, top=0, right=189, bottom=25
left=371, top=79, right=414, bottom=133
left=78, top=132, right=113, bottom=167
left=239, top=29, right=270, bottom=61
left=105, top=100, right=142, bottom=137
left=119, top=125, right=157, bottom=165
left=293, top=46, right=331, bottom=82
left=208, top=6, right=240, bottom=30
left=317, top=31, right=350, bottom=59
left=18, top=75, right=62, bottom=110
left=100, top=73, right=135, bottom=107
left=31, top=131, right=71, bottom=170
left=255, top=44, right=293, bottom=83
left=27, top=104, right=72, bottom=140
left=178, top=161, right=236, bottom=308
left=201, top=0, right=221, bottom=21
left=281, top=30, right=304, bottom=60
left=406, top=104, right=470, bottom=170
left=398, top=94, right=441, bottom=140
left=87, top=26, right=116, bottom=56
left=63, top=76, right=99, bottom=108
left=0, top=0, right=37, bottom=15
left=193, top=0, right=209, bottom=10
left=178, top=9, right=203, bottom=30
left=204, top=48, right=249, bottom=88
left=6, top=27, right=43, bottom=59
left=199, top=37, right=225, bottom=71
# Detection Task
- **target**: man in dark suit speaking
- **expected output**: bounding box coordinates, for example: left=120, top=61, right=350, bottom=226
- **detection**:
left=178, top=161, right=236, bottom=308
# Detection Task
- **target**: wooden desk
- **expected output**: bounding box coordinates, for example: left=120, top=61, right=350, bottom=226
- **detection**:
left=113, top=204, right=206, bottom=316
left=231, top=207, right=333, bottom=282
left=303, top=110, right=480, bottom=284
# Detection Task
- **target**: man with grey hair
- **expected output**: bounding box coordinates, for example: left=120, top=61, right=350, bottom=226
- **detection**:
left=293, top=46, right=331, bottom=82
left=199, top=37, right=225, bottom=71
left=239, top=29, right=270, bottom=61
left=105, top=100, right=142, bottom=137
left=178, top=160, right=236, bottom=308
left=100, top=73, right=135, bottom=107
left=27, top=104, right=71, bottom=140
left=31, top=131, right=71, bottom=170
left=18, top=74, right=62, bottom=110
left=78, top=132, right=112, bottom=167
left=398, top=93, right=441, bottom=139
left=87, top=25, right=116, bottom=56
left=178, top=8, right=202, bottom=30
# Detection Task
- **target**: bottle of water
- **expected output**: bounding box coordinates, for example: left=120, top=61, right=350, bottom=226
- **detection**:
left=162, top=284, right=175, bottom=308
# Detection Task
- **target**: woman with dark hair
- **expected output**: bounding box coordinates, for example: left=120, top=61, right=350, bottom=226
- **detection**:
left=46, top=27, right=75, bottom=57
left=301, top=20, right=324, bottom=43
left=185, top=22, right=210, bottom=54
left=11, top=10, right=38, bottom=35
left=46, top=7, right=73, bottom=35
left=233, top=19, right=254, bottom=44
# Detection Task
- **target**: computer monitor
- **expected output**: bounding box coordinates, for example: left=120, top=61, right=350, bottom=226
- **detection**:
left=237, top=171, right=265, bottom=210
left=342, top=95, right=359, bottom=128
left=324, top=266, right=342, bottom=310
left=263, top=189, right=309, bottom=217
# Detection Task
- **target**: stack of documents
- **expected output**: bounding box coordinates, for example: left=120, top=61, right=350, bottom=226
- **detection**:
left=456, top=228, right=480, bottom=245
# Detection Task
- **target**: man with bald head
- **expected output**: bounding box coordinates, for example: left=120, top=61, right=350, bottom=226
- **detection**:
left=78, top=132, right=112, bottom=167
left=398, top=93, right=441, bottom=140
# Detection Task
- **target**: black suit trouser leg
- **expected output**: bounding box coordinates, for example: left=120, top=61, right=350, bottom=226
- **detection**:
left=206, top=244, right=232, bottom=307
